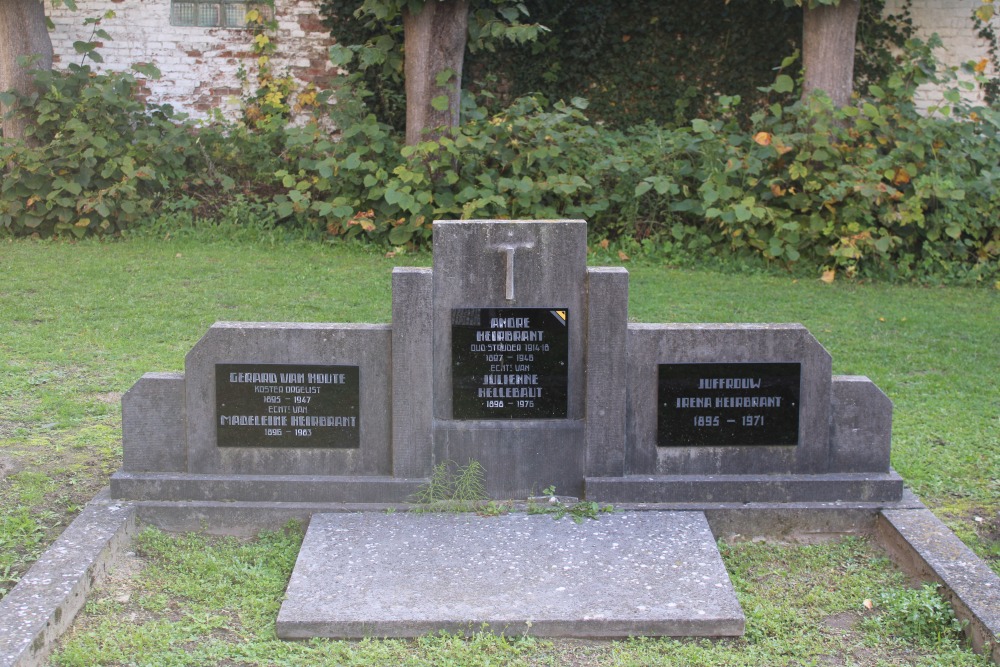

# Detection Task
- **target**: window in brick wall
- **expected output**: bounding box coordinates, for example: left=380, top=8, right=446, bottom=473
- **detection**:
left=170, top=1, right=271, bottom=28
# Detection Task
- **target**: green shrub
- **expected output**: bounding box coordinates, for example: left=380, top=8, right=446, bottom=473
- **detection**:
left=0, top=64, right=208, bottom=237
left=273, top=39, right=998, bottom=283
left=0, top=60, right=299, bottom=239
left=649, top=41, right=1000, bottom=282
left=273, top=93, right=608, bottom=245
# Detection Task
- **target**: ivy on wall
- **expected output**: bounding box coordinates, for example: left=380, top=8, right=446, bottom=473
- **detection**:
left=320, top=0, right=913, bottom=130
left=973, top=7, right=1000, bottom=105
left=468, top=0, right=801, bottom=128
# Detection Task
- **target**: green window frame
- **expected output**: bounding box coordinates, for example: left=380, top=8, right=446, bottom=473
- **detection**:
left=170, top=0, right=269, bottom=28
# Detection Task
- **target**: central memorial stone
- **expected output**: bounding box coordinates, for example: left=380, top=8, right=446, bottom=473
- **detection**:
left=428, top=220, right=596, bottom=498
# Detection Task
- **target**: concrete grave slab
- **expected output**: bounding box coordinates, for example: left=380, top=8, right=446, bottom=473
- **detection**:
left=276, top=511, right=744, bottom=639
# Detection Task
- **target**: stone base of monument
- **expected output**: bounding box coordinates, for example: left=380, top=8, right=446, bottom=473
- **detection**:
left=275, top=511, right=745, bottom=639
left=586, top=471, right=905, bottom=504
left=110, top=472, right=425, bottom=504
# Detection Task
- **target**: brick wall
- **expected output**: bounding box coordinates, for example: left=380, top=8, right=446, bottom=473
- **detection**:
left=47, top=1, right=994, bottom=120
left=883, top=0, right=994, bottom=109
left=48, top=0, right=337, bottom=119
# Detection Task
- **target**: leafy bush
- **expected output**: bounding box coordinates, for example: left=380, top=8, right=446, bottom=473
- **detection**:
left=274, top=92, right=611, bottom=245
left=271, top=39, right=998, bottom=283
left=644, top=41, right=1000, bottom=282
left=0, top=58, right=299, bottom=239
left=0, top=63, right=209, bottom=237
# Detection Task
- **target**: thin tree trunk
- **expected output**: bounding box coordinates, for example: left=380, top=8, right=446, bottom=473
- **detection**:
left=0, top=0, right=53, bottom=141
left=802, top=0, right=861, bottom=108
left=402, top=0, right=469, bottom=146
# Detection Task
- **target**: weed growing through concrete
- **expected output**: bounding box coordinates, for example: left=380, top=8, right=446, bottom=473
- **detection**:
left=410, top=460, right=488, bottom=512
left=526, top=486, right=615, bottom=523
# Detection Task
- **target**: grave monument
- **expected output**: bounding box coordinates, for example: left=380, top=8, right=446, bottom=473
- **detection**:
left=9, top=219, right=1000, bottom=665
left=114, top=218, right=902, bottom=506
left=107, top=218, right=904, bottom=638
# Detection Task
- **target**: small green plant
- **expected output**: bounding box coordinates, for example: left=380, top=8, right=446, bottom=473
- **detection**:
left=861, top=583, right=967, bottom=646
left=409, top=460, right=489, bottom=512
left=477, top=500, right=512, bottom=517
left=526, top=487, right=614, bottom=524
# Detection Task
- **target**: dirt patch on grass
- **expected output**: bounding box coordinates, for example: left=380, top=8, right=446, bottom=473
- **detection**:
left=973, top=509, right=1000, bottom=541
left=0, top=456, right=18, bottom=483
left=823, top=611, right=858, bottom=634
left=105, top=549, right=146, bottom=598
left=91, top=392, right=124, bottom=405
left=971, top=508, right=1000, bottom=568
left=540, top=639, right=619, bottom=666
left=944, top=505, right=1000, bottom=569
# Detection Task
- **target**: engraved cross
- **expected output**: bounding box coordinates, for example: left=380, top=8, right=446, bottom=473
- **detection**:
left=495, top=242, right=535, bottom=301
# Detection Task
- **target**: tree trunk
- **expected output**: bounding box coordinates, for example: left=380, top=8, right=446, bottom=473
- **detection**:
left=402, top=0, right=469, bottom=146
left=802, top=0, right=860, bottom=108
left=0, top=0, right=53, bottom=142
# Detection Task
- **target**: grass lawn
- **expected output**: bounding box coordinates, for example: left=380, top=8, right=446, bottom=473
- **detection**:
left=0, top=234, right=997, bottom=664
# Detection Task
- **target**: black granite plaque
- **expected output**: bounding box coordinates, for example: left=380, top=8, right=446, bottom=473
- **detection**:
left=452, top=308, right=569, bottom=419
left=658, top=363, right=800, bottom=447
left=216, top=364, right=360, bottom=448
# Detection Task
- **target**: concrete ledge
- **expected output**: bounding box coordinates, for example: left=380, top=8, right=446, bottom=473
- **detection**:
left=586, top=471, right=905, bottom=504
left=0, top=493, right=135, bottom=667
left=277, top=511, right=745, bottom=639
left=110, top=472, right=428, bottom=503
left=128, top=490, right=924, bottom=539
left=5, top=489, right=997, bottom=665
left=878, top=509, right=1000, bottom=662
left=132, top=500, right=413, bottom=536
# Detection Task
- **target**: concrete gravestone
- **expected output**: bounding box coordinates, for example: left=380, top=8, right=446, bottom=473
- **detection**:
left=111, top=218, right=902, bottom=639
left=114, top=218, right=901, bottom=505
